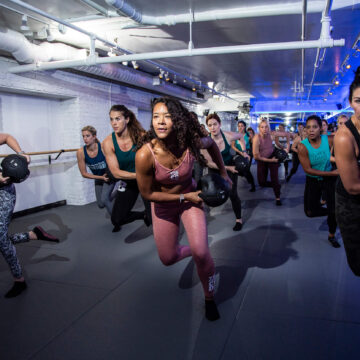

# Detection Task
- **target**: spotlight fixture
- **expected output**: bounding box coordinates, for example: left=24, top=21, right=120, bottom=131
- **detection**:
left=20, top=14, right=30, bottom=32
left=131, top=61, right=139, bottom=69
left=329, top=91, right=333, bottom=95
left=346, top=64, right=351, bottom=69
left=334, top=80, right=340, bottom=86
left=107, top=49, right=116, bottom=57
left=192, top=86, right=196, bottom=92
left=159, top=69, right=165, bottom=79
left=46, top=26, right=54, bottom=42
left=165, top=72, right=170, bottom=81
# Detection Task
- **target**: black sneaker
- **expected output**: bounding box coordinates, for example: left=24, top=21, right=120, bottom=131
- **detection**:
left=5, top=281, right=27, bottom=298
left=233, top=222, right=243, bottom=231
left=276, top=199, right=282, bottom=206
left=328, top=236, right=341, bottom=248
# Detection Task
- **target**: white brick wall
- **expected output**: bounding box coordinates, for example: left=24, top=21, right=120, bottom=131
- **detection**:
left=0, top=58, right=197, bottom=209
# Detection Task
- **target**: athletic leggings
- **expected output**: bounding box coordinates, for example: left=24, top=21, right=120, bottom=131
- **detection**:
left=94, top=180, right=115, bottom=216
left=209, top=169, right=242, bottom=219
left=111, top=179, right=151, bottom=227
left=288, top=152, right=300, bottom=178
left=151, top=200, right=215, bottom=298
left=304, top=176, right=337, bottom=234
left=0, top=185, right=29, bottom=279
left=335, top=192, right=360, bottom=276
left=257, top=161, right=281, bottom=198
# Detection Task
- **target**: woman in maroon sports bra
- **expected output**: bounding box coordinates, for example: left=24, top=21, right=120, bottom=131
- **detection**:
left=136, top=97, right=231, bottom=321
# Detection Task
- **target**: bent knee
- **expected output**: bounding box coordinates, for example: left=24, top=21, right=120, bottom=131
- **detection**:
left=159, top=254, right=178, bottom=266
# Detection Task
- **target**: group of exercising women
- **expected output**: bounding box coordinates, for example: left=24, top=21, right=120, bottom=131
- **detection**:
left=0, top=67, right=359, bottom=322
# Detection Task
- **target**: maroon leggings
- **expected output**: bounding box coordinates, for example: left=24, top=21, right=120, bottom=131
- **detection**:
left=151, top=201, right=215, bottom=298
left=257, top=161, right=281, bottom=198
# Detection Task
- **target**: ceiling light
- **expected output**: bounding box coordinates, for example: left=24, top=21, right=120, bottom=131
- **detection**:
left=46, top=26, right=54, bottom=42
left=165, top=72, right=170, bottom=81
left=329, top=91, right=333, bottom=95
left=159, top=69, right=165, bottom=79
left=122, top=61, right=128, bottom=66
left=131, top=61, right=139, bottom=69
left=324, top=98, right=328, bottom=102
left=207, top=81, right=214, bottom=88
left=107, top=49, right=116, bottom=57
left=20, top=14, right=30, bottom=32
left=346, top=64, right=351, bottom=69
left=192, top=86, right=196, bottom=92
left=334, top=79, right=340, bottom=86
left=173, top=75, right=177, bottom=84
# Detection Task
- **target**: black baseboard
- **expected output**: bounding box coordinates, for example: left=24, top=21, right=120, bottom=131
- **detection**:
left=13, top=200, right=67, bottom=218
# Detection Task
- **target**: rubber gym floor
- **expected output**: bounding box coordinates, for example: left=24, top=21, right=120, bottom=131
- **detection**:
left=1, top=165, right=359, bottom=360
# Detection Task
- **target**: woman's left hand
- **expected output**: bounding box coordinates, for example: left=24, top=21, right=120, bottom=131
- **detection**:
left=220, top=171, right=233, bottom=188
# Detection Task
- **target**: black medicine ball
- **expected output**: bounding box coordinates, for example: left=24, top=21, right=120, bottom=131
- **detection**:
left=234, top=155, right=249, bottom=176
left=272, top=148, right=288, bottom=163
left=1, top=154, right=30, bottom=183
left=198, top=173, right=230, bottom=207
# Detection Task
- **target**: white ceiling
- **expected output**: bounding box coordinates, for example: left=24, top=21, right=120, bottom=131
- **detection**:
left=0, top=0, right=359, bottom=116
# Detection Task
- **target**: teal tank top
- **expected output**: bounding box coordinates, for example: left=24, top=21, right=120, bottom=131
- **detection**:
left=301, top=135, right=331, bottom=179
left=244, top=133, right=250, bottom=151
left=83, top=143, right=107, bottom=176
left=211, top=130, right=233, bottom=165
left=234, top=140, right=243, bottom=152
left=112, top=132, right=136, bottom=173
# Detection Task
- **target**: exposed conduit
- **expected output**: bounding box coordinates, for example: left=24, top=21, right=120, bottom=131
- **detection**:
left=0, top=27, right=86, bottom=63
left=106, top=0, right=358, bottom=26
left=9, top=38, right=345, bottom=73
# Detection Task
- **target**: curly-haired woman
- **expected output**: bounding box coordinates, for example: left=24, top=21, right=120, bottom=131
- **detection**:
left=135, top=97, right=231, bottom=321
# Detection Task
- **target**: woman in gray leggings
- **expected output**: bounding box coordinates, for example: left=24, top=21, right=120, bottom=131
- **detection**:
left=77, top=125, right=115, bottom=215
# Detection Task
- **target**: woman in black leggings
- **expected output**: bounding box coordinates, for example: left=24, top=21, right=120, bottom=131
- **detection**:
left=298, top=116, right=339, bottom=247
left=102, top=105, right=151, bottom=232
left=334, top=66, right=360, bottom=275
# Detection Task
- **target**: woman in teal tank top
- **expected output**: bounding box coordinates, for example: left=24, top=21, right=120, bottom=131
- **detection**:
left=231, top=120, right=256, bottom=192
left=102, top=105, right=151, bottom=232
left=298, top=115, right=339, bottom=248
left=205, top=113, right=245, bottom=231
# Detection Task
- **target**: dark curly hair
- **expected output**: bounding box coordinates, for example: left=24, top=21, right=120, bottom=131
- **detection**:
left=109, top=104, right=145, bottom=145
left=137, top=97, right=207, bottom=166
left=306, top=115, right=322, bottom=128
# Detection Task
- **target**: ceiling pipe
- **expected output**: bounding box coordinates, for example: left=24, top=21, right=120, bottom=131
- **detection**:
left=0, top=27, right=86, bottom=63
left=307, top=0, right=334, bottom=101
left=9, top=38, right=345, bottom=73
left=106, top=0, right=358, bottom=26
left=301, top=0, right=307, bottom=93
left=6, top=0, right=235, bottom=101
left=79, top=0, right=118, bottom=17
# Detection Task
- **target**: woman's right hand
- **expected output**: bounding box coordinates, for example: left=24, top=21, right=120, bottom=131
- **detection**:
left=103, top=174, right=110, bottom=182
left=185, top=191, right=203, bottom=204
left=0, top=173, right=10, bottom=185
left=225, top=165, right=238, bottom=174
left=270, top=157, right=278, bottom=163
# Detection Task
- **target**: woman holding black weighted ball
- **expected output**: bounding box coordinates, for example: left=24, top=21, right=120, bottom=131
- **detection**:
left=253, top=119, right=284, bottom=205
left=136, top=97, right=231, bottom=321
left=231, top=120, right=256, bottom=192
left=298, top=115, right=339, bottom=248
left=205, top=113, right=245, bottom=231
left=0, top=133, right=59, bottom=298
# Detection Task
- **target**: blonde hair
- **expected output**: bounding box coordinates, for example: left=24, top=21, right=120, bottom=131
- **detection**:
left=82, top=125, right=99, bottom=143
left=258, top=118, right=269, bottom=128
